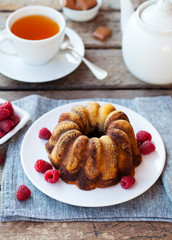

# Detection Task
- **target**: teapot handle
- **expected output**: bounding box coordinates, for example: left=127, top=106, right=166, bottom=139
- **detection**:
left=120, top=0, right=134, bottom=33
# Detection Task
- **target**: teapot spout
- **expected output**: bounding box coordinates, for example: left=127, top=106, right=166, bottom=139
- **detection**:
left=120, top=0, right=134, bottom=33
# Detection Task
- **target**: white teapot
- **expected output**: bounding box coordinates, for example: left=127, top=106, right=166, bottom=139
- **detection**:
left=120, top=0, right=172, bottom=85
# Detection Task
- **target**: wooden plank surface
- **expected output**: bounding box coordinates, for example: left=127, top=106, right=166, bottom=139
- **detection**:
left=0, top=89, right=172, bottom=101
left=0, top=221, right=172, bottom=240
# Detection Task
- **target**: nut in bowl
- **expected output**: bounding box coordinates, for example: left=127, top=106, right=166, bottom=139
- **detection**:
left=60, top=0, right=102, bottom=22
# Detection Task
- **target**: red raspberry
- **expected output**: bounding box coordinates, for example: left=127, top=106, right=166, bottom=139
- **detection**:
left=9, top=114, right=20, bottom=126
left=0, top=129, right=5, bottom=138
left=136, top=130, right=152, bottom=144
left=44, top=169, right=60, bottom=183
left=39, top=128, right=51, bottom=140
left=0, top=107, right=11, bottom=121
left=16, top=185, right=31, bottom=201
left=121, top=176, right=136, bottom=189
left=140, top=140, right=156, bottom=155
left=0, top=152, right=3, bottom=164
left=0, top=119, right=14, bottom=133
left=1, top=101, right=14, bottom=114
left=34, top=159, right=53, bottom=173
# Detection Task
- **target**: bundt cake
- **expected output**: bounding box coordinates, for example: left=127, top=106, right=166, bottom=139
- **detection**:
left=46, top=102, right=142, bottom=190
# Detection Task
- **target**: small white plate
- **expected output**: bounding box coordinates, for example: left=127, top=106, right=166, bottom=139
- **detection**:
left=0, top=27, right=84, bottom=83
left=21, top=101, right=166, bottom=207
left=0, top=98, right=30, bottom=145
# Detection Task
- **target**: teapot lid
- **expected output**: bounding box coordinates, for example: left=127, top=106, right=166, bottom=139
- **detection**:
left=140, top=0, right=172, bottom=29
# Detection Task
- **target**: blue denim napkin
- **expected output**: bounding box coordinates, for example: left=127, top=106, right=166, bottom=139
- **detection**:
left=1, top=95, right=172, bottom=222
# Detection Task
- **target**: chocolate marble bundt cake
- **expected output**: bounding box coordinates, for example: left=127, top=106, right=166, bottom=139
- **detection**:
left=46, top=102, right=142, bottom=190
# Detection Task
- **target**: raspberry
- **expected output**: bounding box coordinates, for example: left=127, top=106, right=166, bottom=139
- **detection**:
left=121, top=176, right=136, bottom=189
left=0, top=152, right=3, bottom=164
left=136, top=130, right=152, bottom=144
left=9, top=114, right=20, bottom=126
left=0, top=129, right=5, bottom=138
left=16, top=185, right=31, bottom=201
left=39, top=128, right=51, bottom=140
left=140, top=140, right=156, bottom=155
left=2, top=101, right=14, bottom=114
left=0, top=107, right=11, bottom=121
left=34, top=159, right=53, bottom=173
left=44, top=169, right=60, bottom=183
left=0, top=119, right=14, bottom=133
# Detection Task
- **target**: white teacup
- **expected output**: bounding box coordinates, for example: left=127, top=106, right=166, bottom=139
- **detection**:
left=0, top=5, right=66, bottom=65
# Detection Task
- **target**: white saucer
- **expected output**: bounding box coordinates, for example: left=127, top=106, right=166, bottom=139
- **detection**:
left=0, top=27, right=84, bottom=83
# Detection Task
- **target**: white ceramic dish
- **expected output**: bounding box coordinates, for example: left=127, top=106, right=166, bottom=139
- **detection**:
left=60, top=0, right=102, bottom=22
left=21, top=101, right=166, bottom=207
left=0, top=98, right=30, bottom=145
left=121, top=0, right=172, bottom=85
left=0, top=27, right=84, bottom=83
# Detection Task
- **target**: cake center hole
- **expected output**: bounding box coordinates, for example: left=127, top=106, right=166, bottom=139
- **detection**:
left=86, top=128, right=103, bottom=138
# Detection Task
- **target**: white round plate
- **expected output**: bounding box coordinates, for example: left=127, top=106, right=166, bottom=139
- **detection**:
left=0, top=27, right=84, bottom=83
left=21, top=101, right=166, bottom=207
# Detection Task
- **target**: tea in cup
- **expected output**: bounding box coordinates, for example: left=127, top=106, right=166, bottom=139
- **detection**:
left=0, top=5, right=66, bottom=65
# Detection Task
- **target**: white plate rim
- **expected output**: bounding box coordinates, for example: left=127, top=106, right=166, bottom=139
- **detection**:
left=20, top=101, right=166, bottom=207
left=0, top=27, right=85, bottom=83
left=0, top=98, right=30, bottom=145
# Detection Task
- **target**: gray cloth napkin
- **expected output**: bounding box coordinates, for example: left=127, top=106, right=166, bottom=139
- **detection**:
left=0, top=95, right=172, bottom=222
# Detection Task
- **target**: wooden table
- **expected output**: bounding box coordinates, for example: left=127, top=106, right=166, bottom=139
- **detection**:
left=0, top=0, right=172, bottom=239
